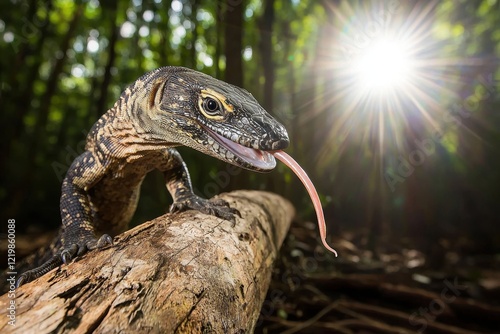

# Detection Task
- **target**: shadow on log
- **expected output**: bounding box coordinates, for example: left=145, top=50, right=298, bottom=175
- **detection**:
left=0, top=190, right=294, bottom=333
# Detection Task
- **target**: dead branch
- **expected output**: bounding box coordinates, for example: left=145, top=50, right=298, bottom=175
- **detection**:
left=0, top=190, right=294, bottom=334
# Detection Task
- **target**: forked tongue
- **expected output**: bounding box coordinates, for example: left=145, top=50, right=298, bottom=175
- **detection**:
left=273, top=151, right=338, bottom=256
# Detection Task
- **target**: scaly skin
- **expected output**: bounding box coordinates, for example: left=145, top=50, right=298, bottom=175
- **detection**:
left=17, top=66, right=289, bottom=286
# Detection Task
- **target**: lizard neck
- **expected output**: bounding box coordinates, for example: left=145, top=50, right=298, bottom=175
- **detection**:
left=86, top=100, right=174, bottom=164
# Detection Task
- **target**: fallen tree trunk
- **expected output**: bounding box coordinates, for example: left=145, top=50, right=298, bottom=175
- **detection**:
left=0, top=190, right=294, bottom=334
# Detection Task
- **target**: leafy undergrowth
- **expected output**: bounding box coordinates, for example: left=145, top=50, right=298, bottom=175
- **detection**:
left=256, top=220, right=500, bottom=334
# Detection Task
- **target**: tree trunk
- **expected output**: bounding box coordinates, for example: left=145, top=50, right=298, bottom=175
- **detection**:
left=94, top=1, right=119, bottom=119
left=6, top=4, right=84, bottom=220
left=157, top=0, right=172, bottom=66
left=258, top=0, right=275, bottom=112
left=7, top=0, right=53, bottom=149
left=223, top=0, right=244, bottom=86
left=0, top=5, right=83, bottom=222
left=189, top=0, right=199, bottom=68
left=0, top=190, right=294, bottom=334
left=215, top=4, right=222, bottom=79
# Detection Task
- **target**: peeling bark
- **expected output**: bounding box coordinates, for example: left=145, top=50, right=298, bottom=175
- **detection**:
left=0, top=190, right=294, bottom=334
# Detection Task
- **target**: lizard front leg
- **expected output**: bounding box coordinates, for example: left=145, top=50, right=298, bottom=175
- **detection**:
left=58, top=164, right=113, bottom=263
left=17, top=151, right=112, bottom=286
left=162, top=149, right=240, bottom=223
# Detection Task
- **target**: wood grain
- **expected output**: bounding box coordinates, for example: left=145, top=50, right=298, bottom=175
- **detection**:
left=0, top=190, right=294, bottom=334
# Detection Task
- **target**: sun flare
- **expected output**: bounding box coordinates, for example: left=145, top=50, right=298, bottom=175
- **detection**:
left=352, top=37, right=415, bottom=95
left=309, top=1, right=460, bottom=169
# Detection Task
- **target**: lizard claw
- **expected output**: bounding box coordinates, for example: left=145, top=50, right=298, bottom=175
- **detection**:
left=170, top=195, right=240, bottom=224
left=16, top=275, right=27, bottom=288
left=61, top=244, right=78, bottom=264
left=79, top=233, right=113, bottom=255
left=96, top=234, right=113, bottom=248
left=63, top=233, right=113, bottom=261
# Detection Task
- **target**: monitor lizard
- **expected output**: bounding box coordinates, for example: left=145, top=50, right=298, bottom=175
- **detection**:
left=16, top=66, right=290, bottom=286
left=16, top=66, right=338, bottom=288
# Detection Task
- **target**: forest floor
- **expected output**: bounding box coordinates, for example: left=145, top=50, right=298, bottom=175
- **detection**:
left=256, top=220, right=500, bottom=334
left=4, top=219, right=499, bottom=333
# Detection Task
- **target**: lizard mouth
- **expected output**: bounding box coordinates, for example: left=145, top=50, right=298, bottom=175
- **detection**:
left=203, top=126, right=276, bottom=171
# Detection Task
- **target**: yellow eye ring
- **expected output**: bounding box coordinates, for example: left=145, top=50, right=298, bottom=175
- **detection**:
left=198, top=88, right=234, bottom=120
left=198, top=95, right=224, bottom=120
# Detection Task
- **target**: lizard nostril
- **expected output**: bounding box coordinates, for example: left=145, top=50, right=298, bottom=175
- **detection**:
left=272, top=138, right=289, bottom=150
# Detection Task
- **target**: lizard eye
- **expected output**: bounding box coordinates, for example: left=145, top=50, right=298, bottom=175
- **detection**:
left=198, top=89, right=231, bottom=120
left=203, top=97, right=222, bottom=115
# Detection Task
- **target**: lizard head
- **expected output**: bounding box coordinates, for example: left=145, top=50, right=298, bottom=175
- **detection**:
left=141, top=66, right=289, bottom=171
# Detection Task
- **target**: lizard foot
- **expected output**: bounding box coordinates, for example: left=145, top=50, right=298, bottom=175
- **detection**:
left=170, top=195, right=241, bottom=224
left=61, top=233, right=113, bottom=264
left=16, top=234, right=113, bottom=287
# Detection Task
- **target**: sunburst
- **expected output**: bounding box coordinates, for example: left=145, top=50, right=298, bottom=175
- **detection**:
left=351, top=35, right=414, bottom=95
left=311, top=1, right=457, bottom=167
